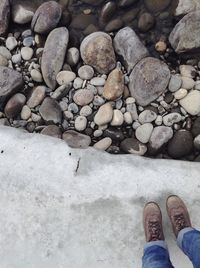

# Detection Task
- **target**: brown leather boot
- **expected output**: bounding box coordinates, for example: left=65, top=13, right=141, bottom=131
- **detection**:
left=143, top=202, right=165, bottom=242
left=166, top=195, right=192, bottom=237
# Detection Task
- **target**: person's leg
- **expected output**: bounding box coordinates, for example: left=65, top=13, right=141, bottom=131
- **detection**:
left=167, top=195, right=200, bottom=268
left=142, top=202, right=174, bottom=268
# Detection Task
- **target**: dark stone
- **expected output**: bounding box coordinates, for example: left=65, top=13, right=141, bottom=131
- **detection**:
left=0, top=0, right=10, bottom=36
left=104, top=128, right=124, bottom=141
left=138, top=13, right=155, bottom=32
left=62, top=130, right=91, bottom=149
left=118, top=0, right=138, bottom=8
left=120, top=138, right=147, bottom=155
left=41, top=125, right=62, bottom=138
left=4, top=93, right=26, bottom=119
left=104, top=18, right=124, bottom=32
left=144, top=0, right=171, bottom=13
left=100, top=2, right=117, bottom=25
left=192, top=118, right=200, bottom=137
left=39, top=97, right=62, bottom=124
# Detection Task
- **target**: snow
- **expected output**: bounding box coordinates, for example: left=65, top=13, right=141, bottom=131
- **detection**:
left=0, top=126, right=199, bottom=268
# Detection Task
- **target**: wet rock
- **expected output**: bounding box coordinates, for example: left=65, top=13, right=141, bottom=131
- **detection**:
left=110, top=109, right=124, bottom=126
left=0, top=67, right=24, bottom=109
left=41, top=27, right=69, bottom=90
left=62, top=130, right=91, bottom=149
left=41, top=125, right=62, bottom=139
left=118, top=0, right=138, bottom=7
left=135, top=123, right=153, bottom=144
left=103, top=128, right=124, bottom=141
left=129, top=57, right=170, bottom=106
left=73, top=89, right=94, bottom=106
left=144, top=0, right=171, bottom=13
left=149, top=126, right=173, bottom=152
left=94, top=137, right=112, bottom=151
left=179, top=90, right=200, bottom=115
left=169, top=11, right=200, bottom=53
left=100, top=2, right=117, bottom=25
left=138, top=13, right=155, bottom=32
left=0, top=0, right=10, bottom=36
left=120, top=138, right=147, bottom=155
left=12, top=4, right=34, bottom=24
left=103, top=68, right=124, bottom=100
left=31, top=1, right=62, bottom=34
left=4, top=93, right=26, bottom=119
left=168, top=130, right=193, bottom=158
left=104, top=18, right=123, bottom=32
left=192, top=118, right=200, bottom=137
left=39, top=97, right=62, bottom=124
left=80, top=32, right=116, bottom=74
left=27, top=86, right=46, bottom=108
left=94, top=102, right=113, bottom=126
left=114, top=27, right=149, bottom=73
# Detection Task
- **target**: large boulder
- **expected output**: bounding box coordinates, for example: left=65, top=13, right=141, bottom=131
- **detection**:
left=0, top=0, right=10, bottom=36
left=169, top=11, right=200, bottom=53
left=129, top=57, right=171, bottom=106
left=113, top=27, right=149, bottom=73
left=41, top=27, right=69, bottom=90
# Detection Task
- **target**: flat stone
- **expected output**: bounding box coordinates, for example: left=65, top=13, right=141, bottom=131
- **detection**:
left=90, top=77, right=105, bottom=86
left=114, top=27, right=149, bottom=73
left=144, top=0, right=171, bottom=13
left=30, top=69, right=43, bottom=82
left=110, top=109, right=124, bottom=126
left=0, top=67, right=24, bottom=109
left=75, top=116, right=87, bottom=131
left=135, top=123, right=153, bottom=144
left=41, top=125, right=62, bottom=139
left=181, top=77, right=195, bottom=90
left=12, top=4, right=34, bottom=24
left=62, top=130, right=91, bottom=149
left=120, top=138, right=147, bottom=155
left=78, top=65, right=94, bottom=80
left=138, top=110, right=157, bottom=124
left=20, top=105, right=31, bottom=120
left=179, top=90, right=200, bottom=115
left=174, top=88, right=188, bottom=100
left=94, top=137, right=112, bottom=151
left=149, top=126, right=173, bottom=152
left=129, top=57, right=170, bottom=106
left=169, top=11, right=200, bottom=53
left=41, top=27, right=69, bottom=90
left=94, top=103, right=113, bottom=126
left=73, top=89, right=94, bottom=106
left=0, top=0, right=10, bottom=36
left=27, top=86, right=46, bottom=108
left=163, top=113, right=182, bottom=126
left=56, top=71, right=76, bottom=85
left=80, top=32, right=116, bottom=74
left=4, top=93, right=26, bottom=118
left=66, top=47, right=80, bottom=67
left=31, top=1, right=62, bottom=34
left=39, top=97, right=62, bottom=124
left=168, top=74, right=182, bottom=92
left=103, top=68, right=124, bottom=101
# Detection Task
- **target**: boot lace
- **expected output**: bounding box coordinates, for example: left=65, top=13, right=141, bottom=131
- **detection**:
left=148, top=221, right=162, bottom=241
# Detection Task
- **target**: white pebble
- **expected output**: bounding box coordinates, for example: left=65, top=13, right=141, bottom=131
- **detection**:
left=20, top=105, right=31, bottom=120
left=30, top=69, right=43, bottom=82
left=56, top=71, right=76, bottom=85
left=21, top=47, right=33, bottom=61
left=6, top=37, right=18, bottom=51
left=124, top=112, right=133, bottom=124
left=135, top=123, right=153, bottom=144
left=75, top=116, right=87, bottom=131
left=93, top=129, right=103, bottom=137
left=174, top=88, right=188, bottom=100
left=93, top=137, right=112, bottom=151
left=110, top=109, right=124, bottom=126
left=181, top=76, right=195, bottom=90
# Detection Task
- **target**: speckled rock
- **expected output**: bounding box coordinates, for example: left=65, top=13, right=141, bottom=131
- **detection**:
left=149, top=126, right=173, bottom=152
left=78, top=65, right=94, bottom=80
left=27, top=86, right=46, bottom=108
left=94, top=102, right=113, bottom=126
left=39, top=97, right=62, bottom=124
left=41, top=125, right=62, bottom=138
left=0, top=0, right=10, bottom=36
left=73, top=89, right=94, bottom=106
left=163, top=113, right=182, bottom=126
left=138, top=110, right=157, bottom=124
left=4, top=93, right=26, bottom=118
left=56, top=71, right=76, bottom=85
left=75, top=116, right=87, bottom=131
left=120, top=138, right=147, bottom=155
left=135, top=123, right=153, bottom=144
left=62, top=130, right=91, bottom=149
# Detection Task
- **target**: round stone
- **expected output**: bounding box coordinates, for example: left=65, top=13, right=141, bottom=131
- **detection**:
left=75, top=116, right=87, bottom=131
left=62, top=130, right=91, bottom=149
left=4, top=93, right=26, bottom=118
left=138, top=12, right=155, bottom=32
left=135, top=123, right=153, bottom=143
left=27, top=86, right=46, bottom=108
left=179, top=90, right=200, bottom=115
left=12, top=53, right=21, bottom=64
left=110, top=109, right=124, bottom=126
left=174, top=88, right=188, bottom=100
left=20, top=105, right=31, bottom=120
left=149, top=126, right=173, bottom=152
left=163, top=113, right=182, bottom=126
left=94, top=102, right=113, bottom=126
left=0, top=54, right=8, bottom=66
left=80, top=105, right=92, bottom=116
left=21, top=47, right=33, bottom=61
left=6, top=37, right=18, bottom=51
left=93, top=137, right=112, bottom=151
left=56, top=71, right=76, bottom=85
left=41, top=125, right=62, bottom=139
left=168, top=74, right=182, bottom=92
left=73, top=77, right=83, bottom=89
left=78, top=65, right=94, bottom=80
left=124, top=112, right=133, bottom=124
left=30, top=69, right=43, bottom=82
left=139, top=110, right=157, bottom=124
left=73, top=89, right=94, bottom=106
left=90, top=77, right=106, bottom=86
left=66, top=47, right=80, bottom=67
left=181, top=76, right=195, bottom=90
left=0, top=46, right=11, bottom=60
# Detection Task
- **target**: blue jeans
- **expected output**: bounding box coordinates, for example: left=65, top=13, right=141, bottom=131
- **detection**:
left=142, top=228, right=200, bottom=268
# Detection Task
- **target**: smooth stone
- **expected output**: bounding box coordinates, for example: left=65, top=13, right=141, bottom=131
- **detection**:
left=179, top=65, right=196, bottom=78
left=93, top=96, right=105, bottom=106
left=66, top=47, right=79, bottom=67
left=62, top=130, right=91, bottom=149
left=75, top=116, right=87, bottom=131
left=163, top=113, right=182, bottom=126
left=138, top=110, right=157, bottom=124
left=100, top=2, right=117, bottom=24
left=194, top=135, right=200, bottom=150
left=103, top=68, right=124, bottom=101
left=169, top=11, right=200, bottom=53
left=12, top=4, right=34, bottom=24
left=80, top=32, right=116, bottom=74
left=104, top=18, right=123, bottom=32
left=93, top=137, right=112, bottom=151
left=12, top=53, right=22, bottom=64
left=122, top=8, right=139, bottom=23
left=0, top=46, right=11, bottom=60
left=68, top=103, right=79, bottom=114
left=39, top=97, right=62, bottom=124
left=181, top=77, right=195, bottom=90
left=129, top=57, right=170, bottom=106
left=176, top=0, right=200, bottom=16
left=126, top=102, right=138, bottom=120
left=31, top=1, right=62, bottom=34
left=41, top=27, right=69, bottom=90
left=20, top=105, right=31, bottom=120
left=110, top=109, right=124, bottom=126
left=31, top=113, right=41, bottom=122
left=135, top=123, right=153, bottom=144
left=41, top=125, right=62, bottom=139
left=0, top=55, right=8, bottom=66
left=174, top=88, right=188, bottom=100
left=70, top=14, right=97, bottom=30
left=73, top=77, right=83, bottom=89
left=118, top=0, right=138, bottom=7
left=78, top=65, right=94, bottom=80
left=4, top=93, right=26, bottom=118
left=51, top=84, right=71, bottom=100
left=138, top=12, right=155, bottom=32
left=179, top=90, right=200, bottom=115
left=192, top=118, right=200, bottom=137
left=30, top=69, right=43, bottom=82
left=80, top=105, right=92, bottom=117
left=73, top=89, right=94, bottom=106
left=144, top=0, right=171, bottom=13
left=27, top=86, right=46, bottom=108
left=124, top=112, right=133, bottom=124
left=90, top=77, right=105, bottom=86
left=168, top=130, right=193, bottom=158
left=6, top=37, right=17, bottom=51
left=103, top=128, right=124, bottom=141
left=94, top=102, right=113, bottom=126
left=80, top=0, right=104, bottom=5
left=0, top=0, right=10, bottom=36
left=195, top=81, right=200, bottom=90
left=0, top=66, right=24, bottom=108
left=149, top=126, right=173, bottom=151
left=168, top=74, right=182, bottom=92
left=155, top=115, right=163, bottom=126
left=21, top=47, right=34, bottom=61
left=120, top=138, right=147, bottom=155
left=93, top=129, right=103, bottom=138
left=114, top=27, right=148, bottom=73
left=56, top=71, right=76, bottom=85
left=23, top=36, right=34, bottom=47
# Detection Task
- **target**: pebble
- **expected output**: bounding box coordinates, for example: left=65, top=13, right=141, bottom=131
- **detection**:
left=4, top=93, right=26, bottom=119
left=135, top=123, right=153, bottom=144
left=75, top=116, right=87, bottom=131
left=194, top=135, right=200, bottom=150
left=23, top=36, right=34, bottom=47
left=132, top=121, right=141, bottom=130
left=120, top=138, right=147, bottom=155
left=180, top=65, right=196, bottom=78
left=124, top=112, right=133, bottom=124
left=168, top=74, right=182, bottom=92
left=68, top=103, right=79, bottom=114
left=21, top=47, right=34, bottom=61
left=174, top=88, right=188, bottom=100
left=155, top=41, right=167, bottom=53
left=0, top=54, right=8, bottom=66
left=67, top=47, right=80, bottom=66
left=93, top=129, right=103, bottom=137
left=0, top=46, right=11, bottom=59
left=20, top=105, right=31, bottom=120
left=41, top=125, right=62, bottom=139
left=6, top=37, right=18, bottom=51
left=149, top=126, right=173, bottom=152
left=12, top=53, right=21, bottom=64
left=73, top=77, right=83, bottom=89
left=93, top=95, right=105, bottom=106
left=12, top=4, right=34, bottom=24
left=94, top=102, right=113, bottom=126
left=155, top=115, right=163, bottom=125
left=78, top=65, right=94, bottom=80
left=163, top=113, right=182, bottom=126
left=138, top=12, right=155, bottom=32
left=73, top=89, right=94, bottom=106
left=90, top=77, right=106, bottom=86
left=110, top=109, right=124, bottom=126
left=39, top=97, right=62, bottom=124
left=27, top=86, right=46, bottom=108
left=80, top=105, right=92, bottom=116
left=93, top=137, right=112, bottom=150
left=126, top=102, right=138, bottom=120
left=64, top=111, right=73, bottom=120
left=56, top=71, right=76, bottom=85
left=179, top=90, right=200, bottom=115
left=30, top=69, right=43, bottom=82
left=62, top=130, right=91, bottom=149
left=181, top=76, right=195, bottom=90
left=192, top=118, right=200, bottom=137
left=138, top=110, right=157, bottom=124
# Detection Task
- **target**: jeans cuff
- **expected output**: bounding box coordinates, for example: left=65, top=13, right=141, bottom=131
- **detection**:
left=144, top=240, right=167, bottom=251
left=177, top=227, right=194, bottom=249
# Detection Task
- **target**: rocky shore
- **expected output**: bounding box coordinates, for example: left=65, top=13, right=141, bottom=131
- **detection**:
left=0, top=0, right=200, bottom=161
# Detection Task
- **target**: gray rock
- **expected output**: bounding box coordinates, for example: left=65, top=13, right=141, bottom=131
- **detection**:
left=62, top=130, right=91, bottom=149
left=138, top=109, right=157, bottom=124
left=41, top=125, right=62, bottom=139
left=0, top=0, right=10, bottom=36
left=135, top=123, right=153, bottom=144
left=144, top=0, right=171, bottom=13
left=4, top=93, right=26, bottom=118
left=31, top=1, right=62, bottom=34
left=80, top=32, right=116, bottom=74
left=176, top=0, right=200, bottom=16
left=0, top=55, right=8, bottom=66
left=27, top=86, right=46, bottom=108
left=168, top=74, right=182, bottom=92
left=138, top=12, right=155, bottom=32
left=12, top=3, right=34, bottom=24
left=78, top=65, right=94, bottom=80
left=0, top=46, right=11, bottom=59
left=94, top=102, right=113, bottom=126
left=113, top=27, right=149, bottom=73
left=179, top=90, right=200, bottom=115
left=94, top=137, right=112, bottom=151
left=129, top=57, right=170, bottom=106
left=163, top=113, right=182, bottom=126
left=39, top=97, right=62, bottom=124
left=75, top=116, right=87, bottom=131
left=56, top=71, right=76, bottom=85
left=149, top=126, right=173, bottom=152
left=20, top=105, right=31, bottom=120
left=73, top=89, right=94, bottom=106
left=90, top=77, right=105, bottom=86
left=21, top=47, right=33, bottom=61
left=41, top=27, right=69, bottom=90
left=169, top=11, right=200, bottom=53
left=66, top=47, right=80, bottom=67
left=6, top=37, right=18, bottom=51
left=120, top=138, right=147, bottom=155
left=0, top=67, right=24, bottom=108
